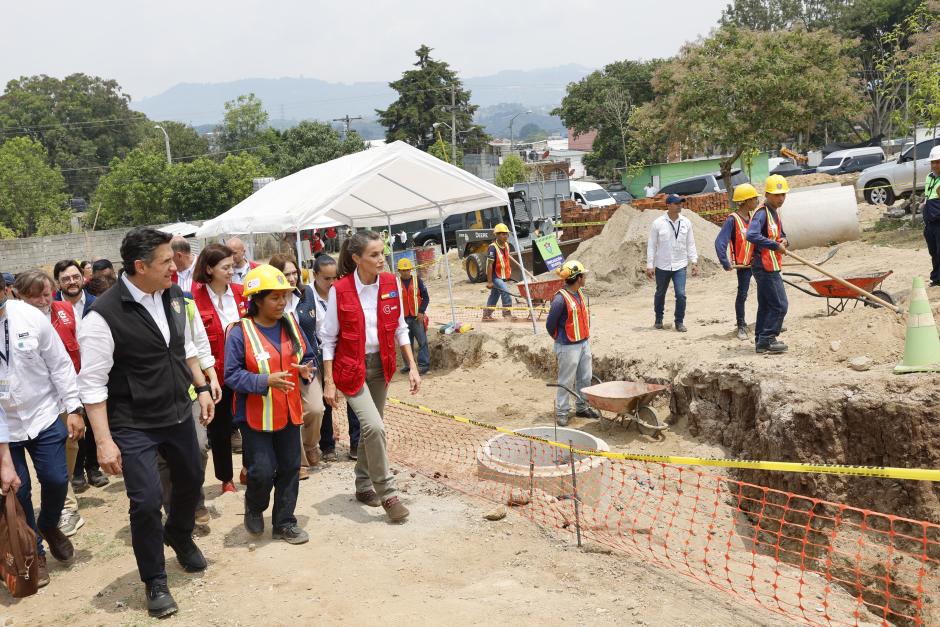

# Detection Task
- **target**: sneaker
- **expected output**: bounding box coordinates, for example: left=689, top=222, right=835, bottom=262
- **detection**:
left=86, top=469, right=109, bottom=488
left=321, top=450, right=337, bottom=462
left=654, top=322, right=663, bottom=330
left=675, top=323, right=688, bottom=333
left=37, top=554, right=49, bottom=588
left=382, top=496, right=410, bottom=523
left=231, top=431, right=243, bottom=454
left=272, top=525, right=309, bottom=545
left=146, top=582, right=178, bottom=619
left=299, top=466, right=309, bottom=481
left=71, top=474, right=89, bottom=494
left=58, top=510, right=85, bottom=537
left=576, top=407, right=600, bottom=419
left=195, top=506, right=211, bottom=526
left=239, top=467, right=248, bottom=485
left=418, top=368, right=430, bottom=375
left=348, top=450, right=358, bottom=461
left=736, top=326, right=748, bottom=341
left=222, top=480, right=237, bottom=494
left=163, top=530, right=207, bottom=572
left=244, top=510, right=264, bottom=536
left=767, top=341, right=788, bottom=353
left=356, top=490, right=382, bottom=507
left=399, top=367, right=410, bottom=374
left=556, top=414, right=570, bottom=427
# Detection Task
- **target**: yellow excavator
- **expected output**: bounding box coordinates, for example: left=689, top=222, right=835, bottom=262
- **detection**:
left=781, top=147, right=808, bottom=165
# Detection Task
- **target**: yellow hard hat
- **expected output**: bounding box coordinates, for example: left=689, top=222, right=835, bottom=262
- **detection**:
left=764, top=174, right=790, bottom=195
left=732, top=183, right=759, bottom=203
left=559, top=259, right=587, bottom=280
left=397, top=258, right=414, bottom=271
left=242, top=264, right=293, bottom=298
left=493, top=223, right=510, bottom=234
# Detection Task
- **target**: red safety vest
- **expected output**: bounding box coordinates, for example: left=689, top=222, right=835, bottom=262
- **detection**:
left=397, top=276, right=422, bottom=318
left=239, top=315, right=306, bottom=432
left=50, top=301, right=80, bottom=372
left=757, top=207, right=784, bottom=272
left=490, top=242, right=512, bottom=280
left=331, top=272, right=400, bottom=396
left=554, top=288, right=589, bottom=342
left=728, top=212, right=754, bottom=266
left=192, top=282, right=247, bottom=384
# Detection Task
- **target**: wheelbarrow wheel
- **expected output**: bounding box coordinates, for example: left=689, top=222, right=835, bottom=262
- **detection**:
left=634, top=405, right=667, bottom=438
left=863, top=289, right=894, bottom=308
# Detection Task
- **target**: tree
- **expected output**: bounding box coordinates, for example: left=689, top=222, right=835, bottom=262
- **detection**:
left=270, top=121, right=365, bottom=178
left=553, top=59, right=663, bottom=179
left=633, top=26, right=864, bottom=193
left=216, top=93, right=280, bottom=161
left=0, top=137, right=70, bottom=237
left=218, top=153, right=270, bottom=209
left=0, top=74, right=146, bottom=198
left=495, top=154, right=527, bottom=188
left=91, top=149, right=170, bottom=229
left=880, top=1, right=940, bottom=132
left=518, top=122, right=546, bottom=141
left=377, top=45, right=489, bottom=154
left=139, top=121, right=210, bottom=162
left=720, top=0, right=847, bottom=30
left=426, top=137, right=464, bottom=166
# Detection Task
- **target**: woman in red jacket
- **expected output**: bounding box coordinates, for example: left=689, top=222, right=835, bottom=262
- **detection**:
left=321, top=230, right=420, bottom=523
left=192, top=243, right=246, bottom=493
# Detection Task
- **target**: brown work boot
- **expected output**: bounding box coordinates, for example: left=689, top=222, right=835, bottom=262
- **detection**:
left=195, top=506, right=211, bottom=526
left=299, top=466, right=309, bottom=481
left=356, top=490, right=381, bottom=507
left=39, top=525, right=74, bottom=562
left=37, top=554, right=49, bottom=588
left=382, top=496, right=409, bottom=522
left=481, top=310, right=495, bottom=322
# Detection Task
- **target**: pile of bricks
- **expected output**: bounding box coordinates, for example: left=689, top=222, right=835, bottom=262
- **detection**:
left=630, top=192, right=731, bottom=226
left=559, top=199, right=620, bottom=241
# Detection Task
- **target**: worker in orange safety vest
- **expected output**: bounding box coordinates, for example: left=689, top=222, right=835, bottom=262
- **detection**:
left=715, top=183, right=761, bottom=341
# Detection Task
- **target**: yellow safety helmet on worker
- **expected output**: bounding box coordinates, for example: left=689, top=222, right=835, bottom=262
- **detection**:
left=732, top=183, right=759, bottom=203
left=397, top=258, right=414, bottom=271
left=764, top=174, right=790, bottom=195
left=242, top=264, right=293, bottom=298
left=558, top=259, right=587, bottom=281
left=493, top=223, right=510, bottom=234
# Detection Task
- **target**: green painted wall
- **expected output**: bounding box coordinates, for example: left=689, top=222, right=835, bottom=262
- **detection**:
left=626, top=152, right=770, bottom=197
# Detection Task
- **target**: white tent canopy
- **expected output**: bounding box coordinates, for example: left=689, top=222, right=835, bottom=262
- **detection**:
left=158, top=221, right=201, bottom=237
left=196, top=141, right=510, bottom=236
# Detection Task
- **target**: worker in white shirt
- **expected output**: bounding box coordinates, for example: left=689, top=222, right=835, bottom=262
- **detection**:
left=227, top=237, right=257, bottom=286
left=0, top=278, right=84, bottom=588
left=646, top=194, right=699, bottom=332
left=170, top=236, right=196, bottom=295
left=644, top=181, right=658, bottom=198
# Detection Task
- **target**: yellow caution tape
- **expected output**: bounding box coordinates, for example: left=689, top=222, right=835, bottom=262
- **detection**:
left=387, top=398, right=940, bottom=482
left=553, top=221, right=610, bottom=228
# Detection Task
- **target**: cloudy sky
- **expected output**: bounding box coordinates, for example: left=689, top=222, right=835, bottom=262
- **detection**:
left=2, top=0, right=729, bottom=100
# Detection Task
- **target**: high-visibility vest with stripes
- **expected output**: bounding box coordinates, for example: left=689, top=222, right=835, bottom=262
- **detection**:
left=490, top=242, right=512, bottom=280
left=728, top=212, right=754, bottom=266
left=397, top=276, right=422, bottom=318
left=240, top=315, right=307, bottom=432
left=555, top=288, right=589, bottom=342
left=757, top=207, right=784, bottom=272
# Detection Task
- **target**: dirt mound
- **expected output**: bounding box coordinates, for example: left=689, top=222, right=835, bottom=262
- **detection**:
left=788, top=172, right=860, bottom=189
left=571, top=204, right=721, bottom=288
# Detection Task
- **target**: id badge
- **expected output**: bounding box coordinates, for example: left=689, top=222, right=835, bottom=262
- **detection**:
left=0, top=379, right=9, bottom=400
left=255, top=351, right=271, bottom=361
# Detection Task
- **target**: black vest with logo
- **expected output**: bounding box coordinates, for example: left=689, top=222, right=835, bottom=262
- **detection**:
left=91, top=279, right=192, bottom=430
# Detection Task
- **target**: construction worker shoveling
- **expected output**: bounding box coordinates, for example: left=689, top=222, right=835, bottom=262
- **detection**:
left=483, top=223, right=521, bottom=322
left=746, top=174, right=790, bottom=355
left=546, top=260, right=599, bottom=426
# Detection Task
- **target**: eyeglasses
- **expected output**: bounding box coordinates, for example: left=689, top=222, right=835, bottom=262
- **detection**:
left=59, top=275, right=83, bottom=284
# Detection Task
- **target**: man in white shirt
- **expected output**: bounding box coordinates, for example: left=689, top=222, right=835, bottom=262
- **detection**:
left=53, top=259, right=94, bottom=332
left=170, top=236, right=196, bottom=295
left=644, top=181, right=658, bottom=198
left=227, top=237, right=255, bottom=285
left=646, top=194, right=699, bottom=332
left=0, top=284, right=84, bottom=587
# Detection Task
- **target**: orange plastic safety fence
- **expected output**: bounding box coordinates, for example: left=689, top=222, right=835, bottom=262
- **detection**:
left=331, top=401, right=940, bottom=626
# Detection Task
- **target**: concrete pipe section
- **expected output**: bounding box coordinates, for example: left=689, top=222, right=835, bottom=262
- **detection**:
left=477, top=427, right=610, bottom=505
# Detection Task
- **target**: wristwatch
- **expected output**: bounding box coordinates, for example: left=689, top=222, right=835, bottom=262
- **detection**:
left=68, top=406, right=86, bottom=418
left=194, top=384, right=212, bottom=395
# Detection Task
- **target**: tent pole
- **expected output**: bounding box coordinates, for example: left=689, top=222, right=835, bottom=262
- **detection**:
left=387, top=215, right=395, bottom=272
left=295, top=230, right=304, bottom=268
left=438, top=206, right=458, bottom=327
left=505, top=204, right=538, bottom=334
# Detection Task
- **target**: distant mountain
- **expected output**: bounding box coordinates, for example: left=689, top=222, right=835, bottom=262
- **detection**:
left=131, top=64, right=592, bottom=128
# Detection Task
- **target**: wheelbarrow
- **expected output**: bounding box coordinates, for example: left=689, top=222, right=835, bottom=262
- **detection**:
left=547, top=379, right=669, bottom=437
left=782, top=270, right=894, bottom=316
left=517, top=276, right=566, bottom=307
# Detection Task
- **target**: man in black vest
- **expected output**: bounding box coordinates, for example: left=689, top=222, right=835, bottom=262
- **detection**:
left=78, top=228, right=215, bottom=618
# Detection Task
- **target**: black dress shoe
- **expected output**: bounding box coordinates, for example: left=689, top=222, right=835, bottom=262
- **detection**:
left=244, top=510, right=264, bottom=536
left=87, top=469, right=109, bottom=488
left=71, top=474, right=89, bottom=494
left=39, top=525, right=74, bottom=562
left=146, top=582, right=179, bottom=618
left=163, top=530, right=207, bottom=572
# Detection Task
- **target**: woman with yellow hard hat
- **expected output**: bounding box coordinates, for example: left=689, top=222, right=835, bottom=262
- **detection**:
left=745, top=175, right=790, bottom=354
left=223, top=264, right=316, bottom=544
left=715, top=183, right=761, bottom=341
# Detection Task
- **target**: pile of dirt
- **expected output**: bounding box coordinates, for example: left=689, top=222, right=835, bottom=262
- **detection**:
left=571, top=204, right=721, bottom=288
left=788, top=172, right=860, bottom=189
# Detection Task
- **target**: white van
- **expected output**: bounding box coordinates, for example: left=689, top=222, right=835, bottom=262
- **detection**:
left=816, top=147, right=885, bottom=174
left=569, top=181, right=616, bottom=208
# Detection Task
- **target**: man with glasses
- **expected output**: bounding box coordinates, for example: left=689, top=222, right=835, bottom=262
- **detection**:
left=53, top=260, right=96, bottom=330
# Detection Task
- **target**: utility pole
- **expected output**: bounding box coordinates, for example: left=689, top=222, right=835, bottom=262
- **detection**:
left=331, top=114, right=362, bottom=140
left=154, top=125, right=172, bottom=164
left=450, top=84, right=457, bottom=165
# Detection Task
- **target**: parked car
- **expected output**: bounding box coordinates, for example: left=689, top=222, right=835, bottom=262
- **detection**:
left=657, top=169, right=750, bottom=196
left=836, top=153, right=884, bottom=174
left=411, top=199, right=529, bottom=249
left=569, top=181, right=617, bottom=208
left=610, top=190, right=634, bottom=204
left=816, top=146, right=885, bottom=174
left=856, top=139, right=940, bottom=205
left=769, top=160, right=804, bottom=178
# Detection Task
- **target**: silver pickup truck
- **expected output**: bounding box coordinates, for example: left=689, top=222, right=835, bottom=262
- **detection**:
left=856, top=139, right=939, bottom=205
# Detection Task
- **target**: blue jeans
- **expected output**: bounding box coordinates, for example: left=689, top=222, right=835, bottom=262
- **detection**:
left=752, top=265, right=789, bottom=346
left=10, top=418, right=69, bottom=557
left=554, top=341, right=593, bottom=417
left=405, top=316, right=430, bottom=371
left=485, top=277, right=512, bottom=313
left=241, top=422, right=301, bottom=530
left=653, top=267, right=687, bottom=324
left=735, top=268, right=752, bottom=327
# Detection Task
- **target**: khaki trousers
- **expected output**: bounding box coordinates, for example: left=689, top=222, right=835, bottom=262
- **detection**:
left=345, top=353, right=397, bottom=501
left=61, top=413, right=80, bottom=513
left=300, top=377, right=325, bottom=466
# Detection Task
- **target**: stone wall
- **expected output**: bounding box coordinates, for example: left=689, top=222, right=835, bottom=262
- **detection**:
left=0, top=228, right=131, bottom=273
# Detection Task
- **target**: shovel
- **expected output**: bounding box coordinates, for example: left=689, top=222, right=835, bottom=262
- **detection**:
left=733, top=246, right=840, bottom=270
left=785, top=250, right=901, bottom=314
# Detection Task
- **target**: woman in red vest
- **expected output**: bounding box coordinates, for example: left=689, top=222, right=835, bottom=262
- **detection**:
left=224, top=265, right=315, bottom=544
left=321, top=231, right=420, bottom=523
left=192, top=243, right=246, bottom=493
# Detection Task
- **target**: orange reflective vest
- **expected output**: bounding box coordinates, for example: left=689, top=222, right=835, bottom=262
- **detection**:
left=757, top=207, right=784, bottom=272
left=398, top=276, right=422, bottom=318
left=490, top=242, right=512, bottom=280
left=240, top=315, right=307, bottom=432
left=728, top=212, right=753, bottom=266
left=555, top=288, right=589, bottom=342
